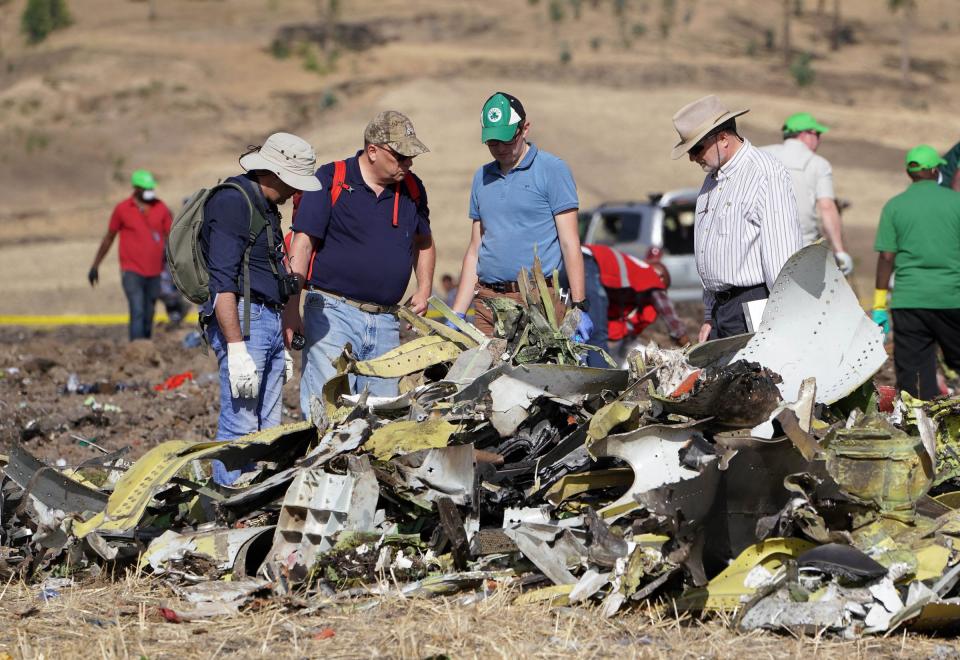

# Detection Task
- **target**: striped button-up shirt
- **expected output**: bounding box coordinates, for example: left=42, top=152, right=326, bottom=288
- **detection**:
left=693, top=138, right=802, bottom=320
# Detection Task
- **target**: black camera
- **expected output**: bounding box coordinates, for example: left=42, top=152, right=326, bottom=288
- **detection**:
left=278, top=273, right=301, bottom=299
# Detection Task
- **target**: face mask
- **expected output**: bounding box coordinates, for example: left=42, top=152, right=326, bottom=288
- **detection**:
left=141, top=190, right=156, bottom=201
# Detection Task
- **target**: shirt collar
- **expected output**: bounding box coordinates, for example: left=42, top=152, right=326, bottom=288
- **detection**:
left=714, top=138, right=752, bottom=181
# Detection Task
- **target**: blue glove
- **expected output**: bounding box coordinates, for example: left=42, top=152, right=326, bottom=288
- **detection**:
left=445, top=311, right=467, bottom=330
left=573, top=311, right=594, bottom=343
left=872, top=309, right=890, bottom=335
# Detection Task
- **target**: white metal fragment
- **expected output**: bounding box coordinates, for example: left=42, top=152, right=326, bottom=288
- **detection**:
left=730, top=243, right=887, bottom=404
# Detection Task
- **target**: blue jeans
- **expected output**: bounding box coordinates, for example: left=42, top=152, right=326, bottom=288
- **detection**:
left=300, top=291, right=400, bottom=418
left=121, top=271, right=161, bottom=341
left=582, top=255, right=610, bottom=368
left=206, top=299, right=285, bottom=484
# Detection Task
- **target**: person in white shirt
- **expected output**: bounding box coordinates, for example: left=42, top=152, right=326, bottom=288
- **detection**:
left=761, top=112, right=853, bottom=275
left=670, top=95, right=802, bottom=342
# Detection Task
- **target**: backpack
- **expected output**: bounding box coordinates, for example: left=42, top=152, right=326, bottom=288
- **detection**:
left=166, top=182, right=280, bottom=339
left=283, top=160, right=422, bottom=281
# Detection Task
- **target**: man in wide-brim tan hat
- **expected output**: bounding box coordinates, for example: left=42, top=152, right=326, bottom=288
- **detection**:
left=200, top=131, right=321, bottom=485
left=671, top=94, right=802, bottom=342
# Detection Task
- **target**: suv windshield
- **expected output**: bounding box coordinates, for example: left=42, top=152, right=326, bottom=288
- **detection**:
left=591, top=211, right=644, bottom=245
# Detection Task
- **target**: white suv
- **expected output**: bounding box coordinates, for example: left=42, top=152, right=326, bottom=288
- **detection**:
left=578, top=188, right=701, bottom=301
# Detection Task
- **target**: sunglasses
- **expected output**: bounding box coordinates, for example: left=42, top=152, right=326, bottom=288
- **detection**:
left=377, top=144, right=413, bottom=162
left=689, top=130, right=723, bottom=157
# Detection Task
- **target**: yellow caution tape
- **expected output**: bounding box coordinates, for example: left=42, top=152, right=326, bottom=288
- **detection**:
left=0, top=313, right=200, bottom=327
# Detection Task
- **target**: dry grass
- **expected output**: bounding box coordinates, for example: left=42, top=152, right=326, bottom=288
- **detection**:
left=0, top=572, right=952, bottom=659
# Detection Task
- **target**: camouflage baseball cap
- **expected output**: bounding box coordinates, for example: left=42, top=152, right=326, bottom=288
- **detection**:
left=363, top=111, right=429, bottom=158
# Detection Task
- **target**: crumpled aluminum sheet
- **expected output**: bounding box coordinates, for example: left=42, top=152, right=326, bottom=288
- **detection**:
left=731, top=243, right=886, bottom=405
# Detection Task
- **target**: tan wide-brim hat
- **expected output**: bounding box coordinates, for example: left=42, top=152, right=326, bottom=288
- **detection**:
left=670, top=95, right=749, bottom=160
left=239, top=132, right=323, bottom=191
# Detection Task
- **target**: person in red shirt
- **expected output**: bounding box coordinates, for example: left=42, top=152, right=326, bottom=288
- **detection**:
left=88, top=169, right=173, bottom=340
left=583, top=244, right=690, bottom=366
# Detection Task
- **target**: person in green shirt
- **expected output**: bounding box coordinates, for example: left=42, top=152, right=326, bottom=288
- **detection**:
left=872, top=144, right=960, bottom=399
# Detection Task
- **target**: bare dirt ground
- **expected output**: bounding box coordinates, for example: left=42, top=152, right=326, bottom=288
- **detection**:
left=0, top=0, right=948, bottom=655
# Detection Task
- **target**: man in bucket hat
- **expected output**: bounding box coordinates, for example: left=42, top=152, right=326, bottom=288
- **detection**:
left=449, top=91, right=592, bottom=343
left=761, top=112, right=853, bottom=275
left=201, top=131, right=321, bottom=485
left=872, top=145, right=960, bottom=399
left=671, top=95, right=801, bottom=341
left=88, top=169, right=173, bottom=341
left=285, top=111, right=435, bottom=418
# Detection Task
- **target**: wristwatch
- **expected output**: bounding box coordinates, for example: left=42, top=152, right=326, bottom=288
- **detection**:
left=571, top=298, right=590, bottom=313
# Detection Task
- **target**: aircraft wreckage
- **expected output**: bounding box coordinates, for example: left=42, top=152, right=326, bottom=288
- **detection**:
left=5, top=243, right=960, bottom=637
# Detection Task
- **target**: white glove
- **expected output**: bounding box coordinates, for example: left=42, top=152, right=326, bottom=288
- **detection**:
left=835, top=251, right=854, bottom=276
left=226, top=342, right=259, bottom=399
left=284, top=349, right=294, bottom=383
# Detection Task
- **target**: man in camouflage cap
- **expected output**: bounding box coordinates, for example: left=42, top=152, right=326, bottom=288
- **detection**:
left=285, top=111, right=435, bottom=418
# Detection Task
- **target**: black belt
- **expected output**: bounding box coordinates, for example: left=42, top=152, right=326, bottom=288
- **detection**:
left=480, top=280, right=554, bottom=294
left=713, top=284, right=765, bottom=304
left=248, top=295, right=284, bottom=311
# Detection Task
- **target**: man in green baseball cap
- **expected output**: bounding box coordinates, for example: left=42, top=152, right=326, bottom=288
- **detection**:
left=88, top=168, right=174, bottom=340
left=761, top=112, right=853, bottom=275
left=872, top=144, right=960, bottom=399
left=449, top=91, right=592, bottom=346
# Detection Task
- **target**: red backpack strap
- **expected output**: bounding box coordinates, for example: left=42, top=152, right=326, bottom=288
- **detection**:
left=390, top=173, right=423, bottom=228
left=330, top=160, right=347, bottom=206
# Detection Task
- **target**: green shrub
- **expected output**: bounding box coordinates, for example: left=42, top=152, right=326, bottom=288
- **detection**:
left=21, top=0, right=72, bottom=44
left=790, top=52, right=815, bottom=86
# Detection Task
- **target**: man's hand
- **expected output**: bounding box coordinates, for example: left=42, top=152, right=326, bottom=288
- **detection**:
left=87, top=267, right=99, bottom=287
left=283, top=349, right=294, bottom=383
left=698, top=322, right=712, bottom=343
left=835, top=251, right=854, bottom=276
left=226, top=342, right=259, bottom=399
left=282, top=303, right=304, bottom=349
left=408, top=290, right=429, bottom=316
left=872, top=309, right=890, bottom=336
left=573, top=311, right=594, bottom=343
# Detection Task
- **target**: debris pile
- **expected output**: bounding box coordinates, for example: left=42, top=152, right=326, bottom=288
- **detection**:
left=5, top=244, right=960, bottom=636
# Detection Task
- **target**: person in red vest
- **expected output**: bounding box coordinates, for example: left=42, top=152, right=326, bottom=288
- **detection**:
left=582, top=244, right=690, bottom=366
left=88, top=169, right=172, bottom=341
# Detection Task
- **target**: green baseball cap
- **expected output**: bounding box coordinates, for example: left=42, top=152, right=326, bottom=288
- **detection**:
left=130, top=169, right=157, bottom=190
left=783, top=112, right=829, bottom=134
left=481, top=92, right=526, bottom=143
left=905, top=144, right=947, bottom=172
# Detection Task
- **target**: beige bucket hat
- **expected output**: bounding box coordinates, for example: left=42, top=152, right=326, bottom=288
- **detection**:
left=670, top=95, right=749, bottom=160
left=239, top=132, right=323, bottom=191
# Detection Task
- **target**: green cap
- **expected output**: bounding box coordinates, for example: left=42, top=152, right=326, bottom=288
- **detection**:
left=783, top=112, right=829, bottom=135
left=130, top=169, right=157, bottom=190
left=905, top=144, right=947, bottom=172
left=481, top=92, right=525, bottom=143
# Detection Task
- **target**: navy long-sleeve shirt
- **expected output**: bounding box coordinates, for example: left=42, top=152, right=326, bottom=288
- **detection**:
left=200, top=173, right=288, bottom=315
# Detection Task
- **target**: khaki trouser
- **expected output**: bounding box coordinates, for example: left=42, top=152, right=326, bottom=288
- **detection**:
left=472, top=284, right=567, bottom=337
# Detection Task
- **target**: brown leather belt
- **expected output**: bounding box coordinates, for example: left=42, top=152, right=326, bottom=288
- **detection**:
left=307, top=286, right=398, bottom=315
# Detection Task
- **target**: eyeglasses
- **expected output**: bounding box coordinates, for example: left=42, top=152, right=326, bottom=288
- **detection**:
left=485, top=125, right=525, bottom=147
left=377, top=144, right=413, bottom=163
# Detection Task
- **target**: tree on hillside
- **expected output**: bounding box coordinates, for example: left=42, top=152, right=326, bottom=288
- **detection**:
left=21, top=0, right=72, bottom=44
left=888, top=0, right=915, bottom=88
left=782, top=0, right=792, bottom=66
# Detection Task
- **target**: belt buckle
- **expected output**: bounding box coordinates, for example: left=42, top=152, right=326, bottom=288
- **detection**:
left=715, top=289, right=732, bottom=303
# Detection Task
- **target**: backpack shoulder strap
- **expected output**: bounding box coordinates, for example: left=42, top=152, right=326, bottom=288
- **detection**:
left=402, top=172, right=421, bottom=205
left=330, top=160, right=347, bottom=206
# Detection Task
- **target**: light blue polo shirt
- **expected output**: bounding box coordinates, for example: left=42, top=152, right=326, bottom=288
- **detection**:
left=469, top=143, right=579, bottom=283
